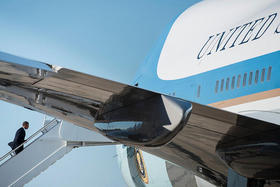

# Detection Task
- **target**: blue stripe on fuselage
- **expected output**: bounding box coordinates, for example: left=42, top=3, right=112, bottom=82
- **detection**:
left=133, top=0, right=202, bottom=85
left=135, top=50, right=280, bottom=105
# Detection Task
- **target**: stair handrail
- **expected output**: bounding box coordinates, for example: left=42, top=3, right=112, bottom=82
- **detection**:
left=0, top=118, right=59, bottom=163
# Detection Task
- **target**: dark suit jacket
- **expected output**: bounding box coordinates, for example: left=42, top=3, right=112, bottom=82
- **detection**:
left=9, top=127, right=26, bottom=154
left=13, top=127, right=25, bottom=149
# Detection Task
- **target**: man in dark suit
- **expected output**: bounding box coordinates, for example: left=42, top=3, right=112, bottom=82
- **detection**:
left=8, top=121, right=29, bottom=154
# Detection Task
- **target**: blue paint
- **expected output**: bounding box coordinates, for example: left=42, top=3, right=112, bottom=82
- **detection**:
left=136, top=50, right=280, bottom=105
left=133, top=0, right=202, bottom=86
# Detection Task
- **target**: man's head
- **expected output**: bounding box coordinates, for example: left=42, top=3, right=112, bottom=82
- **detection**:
left=22, top=121, right=29, bottom=129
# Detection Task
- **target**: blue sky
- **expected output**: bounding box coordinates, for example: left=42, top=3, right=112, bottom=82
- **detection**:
left=0, top=0, right=195, bottom=83
left=0, top=0, right=197, bottom=186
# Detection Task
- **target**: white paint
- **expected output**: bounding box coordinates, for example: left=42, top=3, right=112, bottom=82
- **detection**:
left=223, top=96, right=280, bottom=125
left=157, top=0, right=280, bottom=80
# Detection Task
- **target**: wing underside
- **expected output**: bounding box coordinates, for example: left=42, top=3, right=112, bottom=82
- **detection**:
left=1, top=52, right=280, bottom=186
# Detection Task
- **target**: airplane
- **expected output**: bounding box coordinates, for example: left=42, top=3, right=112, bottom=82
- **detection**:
left=0, top=0, right=280, bottom=186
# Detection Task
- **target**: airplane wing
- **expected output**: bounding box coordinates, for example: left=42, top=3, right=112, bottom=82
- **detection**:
left=1, top=51, right=280, bottom=186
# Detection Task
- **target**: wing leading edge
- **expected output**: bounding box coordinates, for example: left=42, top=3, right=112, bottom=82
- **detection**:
left=1, top=52, right=280, bottom=186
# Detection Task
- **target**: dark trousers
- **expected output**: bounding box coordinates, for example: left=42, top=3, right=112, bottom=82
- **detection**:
left=15, top=145, right=23, bottom=154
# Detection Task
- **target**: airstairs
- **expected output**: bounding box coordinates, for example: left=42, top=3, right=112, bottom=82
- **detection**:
left=0, top=117, right=116, bottom=187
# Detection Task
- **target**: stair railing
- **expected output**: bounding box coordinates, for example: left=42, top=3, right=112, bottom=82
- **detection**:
left=0, top=118, right=59, bottom=164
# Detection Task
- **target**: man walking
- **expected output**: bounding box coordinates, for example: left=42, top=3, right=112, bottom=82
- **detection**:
left=8, top=121, right=29, bottom=154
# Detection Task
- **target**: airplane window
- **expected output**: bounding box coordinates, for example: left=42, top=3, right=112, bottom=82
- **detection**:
left=267, top=66, right=272, bottom=80
left=231, top=76, right=235, bottom=89
left=249, top=72, right=253, bottom=85
left=215, top=80, right=219, bottom=93
left=243, top=73, right=247, bottom=87
left=255, top=70, right=259, bottom=84
left=220, top=79, right=224, bottom=92
left=261, top=68, right=265, bottom=82
left=226, top=78, right=230, bottom=90
left=197, top=85, right=200, bottom=98
left=237, top=75, right=241, bottom=88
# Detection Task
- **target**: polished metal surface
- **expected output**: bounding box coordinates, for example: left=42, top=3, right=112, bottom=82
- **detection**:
left=0, top=52, right=129, bottom=131
left=1, top=52, right=280, bottom=186
left=95, top=95, right=192, bottom=147
left=143, top=103, right=280, bottom=185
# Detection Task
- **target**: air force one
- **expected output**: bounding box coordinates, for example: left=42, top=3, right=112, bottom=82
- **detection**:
left=0, top=0, right=280, bottom=186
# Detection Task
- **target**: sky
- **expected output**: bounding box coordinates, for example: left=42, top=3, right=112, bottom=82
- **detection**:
left=0, top=0, right=198, bottom=186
